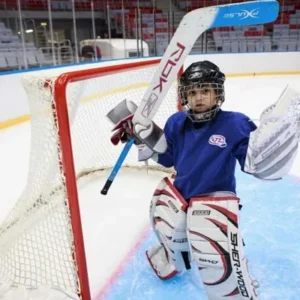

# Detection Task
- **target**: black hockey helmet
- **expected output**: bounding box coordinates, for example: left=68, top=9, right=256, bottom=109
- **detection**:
left=178, top=60, right=226, bottom=122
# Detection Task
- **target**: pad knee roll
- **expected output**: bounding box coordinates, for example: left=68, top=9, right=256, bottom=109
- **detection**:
left=187, top=193, right=257, bottom=300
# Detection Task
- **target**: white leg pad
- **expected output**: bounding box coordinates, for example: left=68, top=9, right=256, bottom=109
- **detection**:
left=187, top=193, right=258, bottom=300
left=147, top=176, right=191, bottom=280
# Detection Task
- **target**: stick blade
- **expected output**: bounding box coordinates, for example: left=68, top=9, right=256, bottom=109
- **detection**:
left=211, top=0, right=279, bottom=28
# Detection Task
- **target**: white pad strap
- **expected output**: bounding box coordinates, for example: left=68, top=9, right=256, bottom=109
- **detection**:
left=187, top=193, right=257, bottom=300
left=148, top=177, right=190, bottom=279
left=244, top=85, right=300, bottom=180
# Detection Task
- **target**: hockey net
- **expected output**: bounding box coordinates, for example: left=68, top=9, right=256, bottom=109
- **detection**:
left=0, top=59, right=178, bottom=299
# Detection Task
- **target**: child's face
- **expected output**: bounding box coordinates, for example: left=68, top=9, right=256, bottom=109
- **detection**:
left=187, top=83, right=217, bottom=113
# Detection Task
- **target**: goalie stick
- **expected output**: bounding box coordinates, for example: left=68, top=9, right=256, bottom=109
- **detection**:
left=102, top=0, right=279, bottom=195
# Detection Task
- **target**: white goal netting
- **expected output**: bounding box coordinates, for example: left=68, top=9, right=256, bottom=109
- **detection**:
left=0, top=60, right=178, bottom=299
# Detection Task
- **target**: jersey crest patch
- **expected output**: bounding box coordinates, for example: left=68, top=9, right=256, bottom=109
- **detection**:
left=208, top=135, right=227, bottom=148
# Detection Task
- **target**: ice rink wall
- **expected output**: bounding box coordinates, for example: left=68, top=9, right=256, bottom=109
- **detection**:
left=0, top=51, right=300, bottom=128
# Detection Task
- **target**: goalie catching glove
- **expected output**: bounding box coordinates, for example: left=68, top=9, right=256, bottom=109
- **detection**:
left=106, top=99, right=167, bottom=159
left=244, top=85, right=300, bottom=180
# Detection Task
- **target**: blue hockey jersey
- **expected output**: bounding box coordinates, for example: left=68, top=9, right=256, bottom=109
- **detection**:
left=157, top=110, right=257, bottom=199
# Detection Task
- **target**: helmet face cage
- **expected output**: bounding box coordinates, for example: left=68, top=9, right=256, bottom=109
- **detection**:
left=178, top=61, right=225, bottom=123
left=179, top=82, right=225, bottom=123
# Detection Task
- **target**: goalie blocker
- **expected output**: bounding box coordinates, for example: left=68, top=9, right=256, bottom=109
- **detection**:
left=147, top=177, right=258, bottom=299
left=106, top=99, right=167, bottom=154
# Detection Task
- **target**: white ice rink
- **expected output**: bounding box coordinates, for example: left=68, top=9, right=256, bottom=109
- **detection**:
left=0, top=75, right=299, bottom=299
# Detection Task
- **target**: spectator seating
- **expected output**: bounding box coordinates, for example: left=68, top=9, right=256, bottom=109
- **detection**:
left=112, top=9, right=168, bottom=55
left=177, top=0, right=300, bottom=12
left=212, top=25, right=272, bottom=53
left=0, top=49, right=45, bottom=70
left=0, top=0, right=299, bottom=60
left=0, top=21, right=45, bottom=71
left=0, top=0, right=156, bottom=11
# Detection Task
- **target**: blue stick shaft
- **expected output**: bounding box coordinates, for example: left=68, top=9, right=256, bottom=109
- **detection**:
left=101, top=138, right=135, bottom=195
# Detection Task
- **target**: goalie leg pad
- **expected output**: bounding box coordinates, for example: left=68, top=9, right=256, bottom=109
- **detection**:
left=147, top=176, right=191, bottom=280
left=187, top=192, right=257, bottom=300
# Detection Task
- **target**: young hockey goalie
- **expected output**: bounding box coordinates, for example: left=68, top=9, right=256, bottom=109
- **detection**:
left=107, top=60, right=300, bottom=299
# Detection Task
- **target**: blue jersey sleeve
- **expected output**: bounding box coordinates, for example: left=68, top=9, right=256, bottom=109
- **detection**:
left=157, top=118, right=174, bottom=168
left=232, top=116, right=257, bottom=171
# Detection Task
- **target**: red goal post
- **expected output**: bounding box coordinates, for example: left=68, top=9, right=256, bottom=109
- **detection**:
left=53, top=59, right=162, bottom=299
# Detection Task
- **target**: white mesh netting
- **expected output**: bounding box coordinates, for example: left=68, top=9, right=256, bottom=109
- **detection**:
left=0, top=61, right=178, bottom=299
